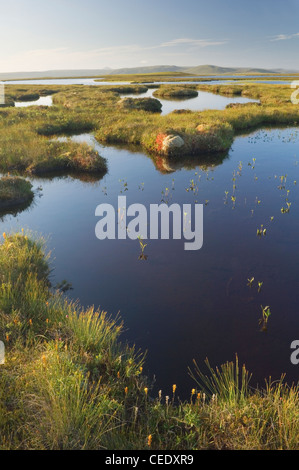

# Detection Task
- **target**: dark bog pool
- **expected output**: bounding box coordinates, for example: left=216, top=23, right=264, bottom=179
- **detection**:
left=1, top=128, right=299, bottom=397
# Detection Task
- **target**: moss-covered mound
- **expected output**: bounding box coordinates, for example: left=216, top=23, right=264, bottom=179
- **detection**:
left=26, top=142, right=108, bottom=175
left=153, top=86, right=198, bottom=99
left=106, top=85, right=148, bottom=94
left=0, top=176, right=34, bottom=208
left=154, top=122, right=234, bottom=158
left=117, top=97, right=162, bottom=113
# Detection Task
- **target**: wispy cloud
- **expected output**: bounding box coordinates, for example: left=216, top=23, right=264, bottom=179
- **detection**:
left=160, top=38, right=228, bottom=48
left=271, top=32, right=299, bottom=41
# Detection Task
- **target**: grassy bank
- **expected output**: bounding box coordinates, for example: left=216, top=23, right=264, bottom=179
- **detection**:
left=0, top=233, right=298, bottom=450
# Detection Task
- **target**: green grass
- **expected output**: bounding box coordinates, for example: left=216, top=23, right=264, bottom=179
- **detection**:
left=153, top=85, right=198, bottom=98
left=0, top=233, right=298, bottom=450
left=117, top=97, right=162, bottom=113
left=0, top=176, right=34, bottom=208
left=1, top=82, right=299, bottom=170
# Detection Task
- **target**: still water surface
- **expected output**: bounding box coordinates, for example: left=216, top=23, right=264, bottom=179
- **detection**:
left=12, top=87, right=258, bottom=114
left=1, top=128, right=299, bottom=396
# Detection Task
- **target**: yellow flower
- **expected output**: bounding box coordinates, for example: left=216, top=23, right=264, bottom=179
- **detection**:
left=139, top=366, right=143, bottom=373
left=124, top=387, right=128, bottom=395
left=117, top=371, right=120, bottom=379
left=144, top=387, right=148, bottom=396
left=29, top=319, right=33, bottom=326
left=147, top=435, right=152, bottom=448
left=3, top=233, right=6, bottom=240
left=173, top=384, right=177, bottom=394
left=191, top=389, right=196, bottom=396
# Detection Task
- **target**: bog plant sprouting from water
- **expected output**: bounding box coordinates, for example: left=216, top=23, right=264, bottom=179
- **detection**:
left=186, top=179, right=198, bottom=196
left=119, top=179, right=128, bottom=194
left=138, top=236, right=148, bottom=261
left=257, top=281, right=263, bottom=294
left=257, top=225, right=267, bottom=237
left=259, top=305, right=271, bottom=332
left=161, top=186, right=172, bottom=205
left=247, top=278, right=263, bottom=293
left=281, top=202, right=291, bottom=214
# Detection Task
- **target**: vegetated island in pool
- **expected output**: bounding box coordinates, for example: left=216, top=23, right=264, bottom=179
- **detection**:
left=1, top=77, right=299, bottom=177
left=0, top=176, right=34, bottom=210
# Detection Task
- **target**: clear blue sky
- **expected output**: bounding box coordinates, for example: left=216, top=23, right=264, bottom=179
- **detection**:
left=1, top=0, right=299, bottom=72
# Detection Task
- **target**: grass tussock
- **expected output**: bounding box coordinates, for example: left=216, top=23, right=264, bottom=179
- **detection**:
left=153, top=85, right=198, bottom=99
left=0, top=233, right=298, bottom=450
left=0, top=176, right=34, bottom=208
left=117, top=97, right=162, bottom=113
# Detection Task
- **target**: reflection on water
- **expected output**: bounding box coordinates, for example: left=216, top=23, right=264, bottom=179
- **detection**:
left=0, top=197, right=35, bottom=219
left=1, top=128, right=299, bottom=397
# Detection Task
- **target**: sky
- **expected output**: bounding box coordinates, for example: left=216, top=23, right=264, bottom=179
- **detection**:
left=0, top=0, right=299, bottom=73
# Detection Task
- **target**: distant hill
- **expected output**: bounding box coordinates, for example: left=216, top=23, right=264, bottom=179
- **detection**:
left=184, top=65, right=278, bottom=75
left=1, top=64, right=297, bottom=81
left=108, top=65, right=185, bottom=75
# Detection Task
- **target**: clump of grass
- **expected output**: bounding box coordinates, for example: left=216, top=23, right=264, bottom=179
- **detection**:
left=153, top=85, right=198, bottom=99
left=106, top=85, right=149, bottom=94
left=36, top=117, right=95, bottom=136
left=117, top=97, right=162, bottom=113
left=0, top=176, right=34, bottom=208
left=189, top=356, right=251, bottom=405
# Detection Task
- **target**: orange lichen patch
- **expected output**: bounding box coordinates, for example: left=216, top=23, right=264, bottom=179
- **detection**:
left=155, top=133, right=168, bottom=152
